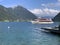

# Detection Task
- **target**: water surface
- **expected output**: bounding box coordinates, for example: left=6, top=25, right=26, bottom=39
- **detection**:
left=0, top=22, right=60, bottom=45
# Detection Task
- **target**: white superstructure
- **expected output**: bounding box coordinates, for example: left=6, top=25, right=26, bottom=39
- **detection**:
left=31, top=18, right=54, bottom=24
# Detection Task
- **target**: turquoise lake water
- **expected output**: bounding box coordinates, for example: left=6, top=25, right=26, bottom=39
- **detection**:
left=0, top=22, right=60, bottom=45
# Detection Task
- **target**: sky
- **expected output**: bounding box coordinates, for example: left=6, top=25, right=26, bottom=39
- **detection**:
left=0, top=0, right=60, bottom=17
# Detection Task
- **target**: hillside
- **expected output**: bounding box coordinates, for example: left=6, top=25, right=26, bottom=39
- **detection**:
left=52, top=12, right=60, bottom=22
left=0, top=5, right=37, bottom=22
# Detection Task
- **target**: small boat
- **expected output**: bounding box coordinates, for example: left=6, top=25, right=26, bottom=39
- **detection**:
left=41, top=26, right=60, bottom=34
left=31, top=18, right=54, bottom=24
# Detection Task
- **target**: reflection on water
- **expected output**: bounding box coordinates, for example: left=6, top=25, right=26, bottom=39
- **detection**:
left=0, top=22, right=60, bottom=45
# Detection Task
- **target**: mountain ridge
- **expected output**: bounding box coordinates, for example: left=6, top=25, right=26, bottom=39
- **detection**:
left=0, top=5, right=37, bottom=22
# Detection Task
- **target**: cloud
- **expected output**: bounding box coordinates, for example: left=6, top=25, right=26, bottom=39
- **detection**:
left=41, top=4, right=44, bottom=6
left=41, top=3, right=60, bottom=8
left=29, top=8, right=60, bottom=16
left=43, top=8, right=60, bottom=14
left=41, top=0, right=60, bottom=8
left=29, top=0, right=60, bottom=17
left=41, top=3, right=55, bottom=7
left=29, top=9, right=43, bottom=14
left=58, top=0, right=60, bottom=2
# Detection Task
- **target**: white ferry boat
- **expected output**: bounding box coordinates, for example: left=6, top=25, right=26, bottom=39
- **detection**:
left=31, top=18, right=54, bottom=24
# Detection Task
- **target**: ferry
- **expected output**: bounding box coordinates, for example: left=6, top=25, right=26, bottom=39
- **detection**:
left=31, top=18, right=54, bottom=24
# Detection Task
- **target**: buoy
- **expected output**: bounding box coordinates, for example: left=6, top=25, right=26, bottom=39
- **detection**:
left=8, top=26, right=10, bottom=29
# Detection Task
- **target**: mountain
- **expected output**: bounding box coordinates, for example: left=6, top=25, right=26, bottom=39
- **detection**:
left=0, top=5, right=9, bottom=21
left=52, top=12, right=60, bottom=22
left=0, top=5, right=37, bottom=22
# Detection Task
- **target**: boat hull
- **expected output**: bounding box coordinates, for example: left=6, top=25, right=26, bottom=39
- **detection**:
left=41, top=27, right=60, bottom=34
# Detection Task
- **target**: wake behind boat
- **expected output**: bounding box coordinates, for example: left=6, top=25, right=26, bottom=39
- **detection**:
left=31, top=18, right=54, bottom=24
